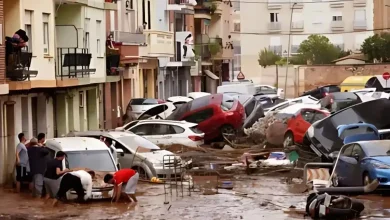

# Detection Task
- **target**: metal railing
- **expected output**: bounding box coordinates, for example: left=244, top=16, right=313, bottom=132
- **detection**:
left=111, top=31, right=146, bottom=45
left=106, top=54, right=121, bottom=76
left=56, top=48, right=96, bottom=79
left=5, top=42, right=38, bottom=81
left=268, top=22, right=281, bottom=31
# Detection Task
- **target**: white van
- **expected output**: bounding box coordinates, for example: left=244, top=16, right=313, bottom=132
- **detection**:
left=45, top=137, right=118, bottom=200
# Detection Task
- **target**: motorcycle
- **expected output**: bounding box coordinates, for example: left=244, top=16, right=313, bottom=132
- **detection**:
left=306, top=192, right=364, bottom=219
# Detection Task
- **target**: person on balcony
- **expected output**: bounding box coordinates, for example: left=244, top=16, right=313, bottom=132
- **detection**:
left=5, top=29, right=29, bottom=69
left=106, top=34, right=119, bottom=51
left=183, top=34, right=195, bottom=59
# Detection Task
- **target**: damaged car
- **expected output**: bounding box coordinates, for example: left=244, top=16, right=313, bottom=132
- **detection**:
left=304, top=99, right=390, bottom=161
left=137, top=102, right=176, bottom=120
left=45, top=137, right=118, bottom=200
left=167, top=94, right=245, bottom=142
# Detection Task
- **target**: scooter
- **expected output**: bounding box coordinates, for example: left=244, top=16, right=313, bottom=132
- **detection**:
left=305, top=192, right=364, bottom=219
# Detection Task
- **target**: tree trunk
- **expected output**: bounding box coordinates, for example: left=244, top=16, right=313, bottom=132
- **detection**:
left=275, top=64, right=279, bottom=88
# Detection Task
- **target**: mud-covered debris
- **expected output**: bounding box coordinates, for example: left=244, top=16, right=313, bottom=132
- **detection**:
left=244, top=112, right=289, bottom=146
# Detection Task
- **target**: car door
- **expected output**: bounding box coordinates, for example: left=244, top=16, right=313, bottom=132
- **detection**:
left=128, top=124, right=158, bottom=143
left=336, top=144, right=356, bottom=186
left=351, top=144, right=366, bottom=186
left=294, top=109, right=315, bottom=143
left=113, top=141, right=135, bottom=169
left=152, top=124, right=174, bottom=146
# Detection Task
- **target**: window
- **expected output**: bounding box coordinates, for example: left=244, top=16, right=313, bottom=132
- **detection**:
left=130, top=124, right=154, bottom=135
left=342, top=145, right=354, bottom=157
left=354, top=9, right=366, bottom=22
left=24, top=10, right=33, bottom=52
left=234, top=22, right=240, bottom=32
left=42, top=13, right=50, bottom=54
left=332, top=16, right=342, bottom=21
left=66, top=150, right=117, bottom=172
left=301, top=109, right=315, bottom=122
left=312, top=11, right=323, bottom=24
left=351, top=145, right=364, bottom=160
left=270, top=13, right=279, bottom=22
left=84, top=18, right=90, bottom=49
left=96, top=20, right=101, bottom=56
left=172, top=125, right=185, bottom=134
left=183, top=109, right=214, bottom=124
left=313, top=112, right=327, bottom=123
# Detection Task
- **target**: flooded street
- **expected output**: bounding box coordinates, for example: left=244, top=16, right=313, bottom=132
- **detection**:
left=1, top=176, right=390, bottom=220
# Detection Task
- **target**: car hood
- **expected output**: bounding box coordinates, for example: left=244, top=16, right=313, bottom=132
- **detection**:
left=370, top=157, right=390, bottom=165
left=309, top=99, right=390, bottom=157
left=138, top=150, right=177, bottom=163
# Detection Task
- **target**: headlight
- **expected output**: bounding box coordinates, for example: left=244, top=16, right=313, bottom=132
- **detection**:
left=307, top=125, right=314, bottom=138
left=372, top=161, right=390, bottom=169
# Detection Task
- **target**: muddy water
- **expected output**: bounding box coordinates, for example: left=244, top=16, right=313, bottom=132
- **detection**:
left=0, top=177, right=388, bottom=220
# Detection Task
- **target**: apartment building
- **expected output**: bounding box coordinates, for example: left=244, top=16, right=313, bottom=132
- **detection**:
left=194, top=0, right=234, bottom=93
left=240, top=0, right=373, bottom=82
left=0, top=0, right=117, bottom=184
left=374, top=0, right=390, bottom=33
left=231, top=0, right=241, bottom=80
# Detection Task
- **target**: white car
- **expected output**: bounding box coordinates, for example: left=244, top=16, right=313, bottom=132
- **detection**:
left=255, top=85, right=284, bottom=98
left=188, top=92, right=210, bottom=99
left=68, top=131, right=184, bottom=179
left=45, top=137, right=118, bottom=200
left=126, top=98, right=165, bottom=118
left=265, top=95, right=319, bottom=115
left=137, top=102, right=176, bottom=120
left=117, top=120, right=204, bottom=147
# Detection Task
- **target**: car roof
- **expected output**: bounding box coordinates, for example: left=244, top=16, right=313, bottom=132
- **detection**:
left=133, top=119, right=197, bottom=127
left=45, top=137, right=109, bottom=152
left=278, top=103, right=325, bottom=114
left=356, top=140, right=390, bottom=149
left=69, top=130, right=137, bottom=139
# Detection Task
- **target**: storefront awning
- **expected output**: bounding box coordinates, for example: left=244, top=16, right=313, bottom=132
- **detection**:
left=204, top=70, right=219, bottom=80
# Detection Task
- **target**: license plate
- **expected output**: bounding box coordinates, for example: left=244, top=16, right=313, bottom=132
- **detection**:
left=92, top=194, right=103, bottom=199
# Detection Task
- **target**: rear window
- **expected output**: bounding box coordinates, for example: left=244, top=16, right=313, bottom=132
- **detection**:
left=221, top=95, right=234, bottom=111
left=130, top=98, right=146, bottom=105
left=190, top=126, right=203, bottom=134
left=325, top=86, right=341, bottom=93
left=143, top=99, right=159, bottom=105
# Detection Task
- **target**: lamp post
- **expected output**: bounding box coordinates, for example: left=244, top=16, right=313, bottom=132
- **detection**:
left=283, top=2, right=297, bottom=99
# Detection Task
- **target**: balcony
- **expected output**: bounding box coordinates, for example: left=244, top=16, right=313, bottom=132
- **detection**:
left=104, top=0, right=118, bottom=10
left=106, top=49, right=121, bottom=76
left=143, top=30, right=174, bottom=57
left=111, top=31, right=146, bottom=45
left=268, top=22, right=281, bottom=32
left=268, top=45, right=282, bottom=56
left=329, top=2, right=344, bottom=7
left=291, top=21, right=304, bottom=32
left=56, top=48, right=96, bottom=79
left=5, top=45, right=38, bottom=81
left=354, top=20, right=367, bottom=30
left=210, top=38, right=234, bottom=60
left=167, top=0, right=196, bottom=14
left=54, top=0, right=88, bottom=5
left=194, top=0, right=212, bottom=19
left=213, top=0, right=223, bottom=15
left=195, top=34, right=211, bottom=60
left=331, top=21, right=344, bottom=31
left=353, top=0, right=366, bottom=7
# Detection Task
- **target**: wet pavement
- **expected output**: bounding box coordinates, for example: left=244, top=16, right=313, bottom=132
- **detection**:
left=1, top=176, right=390, bottom=220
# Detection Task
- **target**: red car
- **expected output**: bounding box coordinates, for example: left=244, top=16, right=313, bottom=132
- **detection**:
left=167, top=94, right=245, bottom=142
left=283, top=107, right=329, bottom=147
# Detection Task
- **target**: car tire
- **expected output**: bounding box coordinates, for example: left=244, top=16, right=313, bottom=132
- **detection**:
left=220, top=124, right=235, bottom=136
left=283, top=132, right=294, bottom=148
left=133, top=166, right=149, bottom=180
left=363, top=172, right=372, bottom=186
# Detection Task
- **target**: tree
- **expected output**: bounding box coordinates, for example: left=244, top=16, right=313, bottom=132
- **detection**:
left=297, top=34, right=341, bottom=64
left=258, top=48, right=282, bottom=87
left=361, top=33, right=390, bottom=62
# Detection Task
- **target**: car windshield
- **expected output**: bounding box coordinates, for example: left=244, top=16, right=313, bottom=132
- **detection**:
left=365, top=144, right=390, bottom=157
left=130, top=98, right=146, bottom=105
left=66, top=150, right=116, bottom=171
left=117, top=135, right=161, bottom=152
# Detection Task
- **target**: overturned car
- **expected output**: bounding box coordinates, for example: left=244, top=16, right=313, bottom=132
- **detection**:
left=303, top=98, right=390, bottom=161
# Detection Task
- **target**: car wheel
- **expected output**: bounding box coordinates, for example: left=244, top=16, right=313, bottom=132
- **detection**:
left=363, top=172, right=371, bottom=186
left=133, top=167, right=149, bottom=180
left=283, top=132, right=294, bottom=148
left=220, top=124, right=236, bottom=141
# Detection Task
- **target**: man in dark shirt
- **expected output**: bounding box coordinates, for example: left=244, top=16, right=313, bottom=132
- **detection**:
left=27, top=138, right=49, bottom=198
left=44, top=151, right=70, bottom=199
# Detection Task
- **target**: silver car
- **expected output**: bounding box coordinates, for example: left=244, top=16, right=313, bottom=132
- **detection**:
left=68, top=131, right=183, bottom=179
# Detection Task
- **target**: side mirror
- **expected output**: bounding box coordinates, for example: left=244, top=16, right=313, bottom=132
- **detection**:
left=116, top=149, right=125, bottom=157
left=329, top=151, right=339, bottom=160
left=353, top=153, right=360, bottom=161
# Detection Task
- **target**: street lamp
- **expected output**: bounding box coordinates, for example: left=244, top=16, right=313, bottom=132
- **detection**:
left=283, top=2, right=297, bottom=99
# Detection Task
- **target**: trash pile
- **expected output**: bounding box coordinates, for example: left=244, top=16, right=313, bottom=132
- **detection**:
left=244, top=112, right=289, bottom=146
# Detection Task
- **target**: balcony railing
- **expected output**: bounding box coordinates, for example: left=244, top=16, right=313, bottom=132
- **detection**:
left=268, top=45, right=282, bottom=55
left=144, top=30, right=174, bottom=56
left=56, top=48, right=96, bottom=79
left=268, top=22, right=281, bottom=32
left=106, top=49, right=121, bottom=76
left=354, top=20, right=367, bottom=30
left=5, top=40, right=38, bottom=81
left=195, top=34, right=211, bottom=60
left=331, top=21, right=344, bottom=30
left=105, top=0, right=118, bottom=10
left=111, top=31, right=146, bottom=45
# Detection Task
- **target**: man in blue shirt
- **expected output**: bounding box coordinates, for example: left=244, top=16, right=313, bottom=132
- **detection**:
left=15, top=133, right=30, bottom=193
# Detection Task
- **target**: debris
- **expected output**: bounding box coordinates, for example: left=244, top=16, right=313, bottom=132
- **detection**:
left=244, top=112, right=289, bottom=146
left=259, top=158, right=292, bottom=167
left=268, top=152, right=286, bottom=160
left=222, top=145, right=235, bottom=151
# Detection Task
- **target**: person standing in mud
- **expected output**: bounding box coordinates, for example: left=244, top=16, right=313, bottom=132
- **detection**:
left=52, top=170, right=95, bottom=206
left=44, top=151, right=70, bottom=199
left=104, top=168, right=139, bottom=203
left=27, top=137, right=49, bottom=198
left=15, top=133, right=30, bottom=193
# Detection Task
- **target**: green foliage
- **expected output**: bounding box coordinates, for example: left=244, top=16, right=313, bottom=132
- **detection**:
left=297, top=34, right=341, bottom=64
left=361, top=33, right=390, bottom=62
left=258, top=48, right=281, bottom=68
left=209, top=41, right=221, bottom=56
